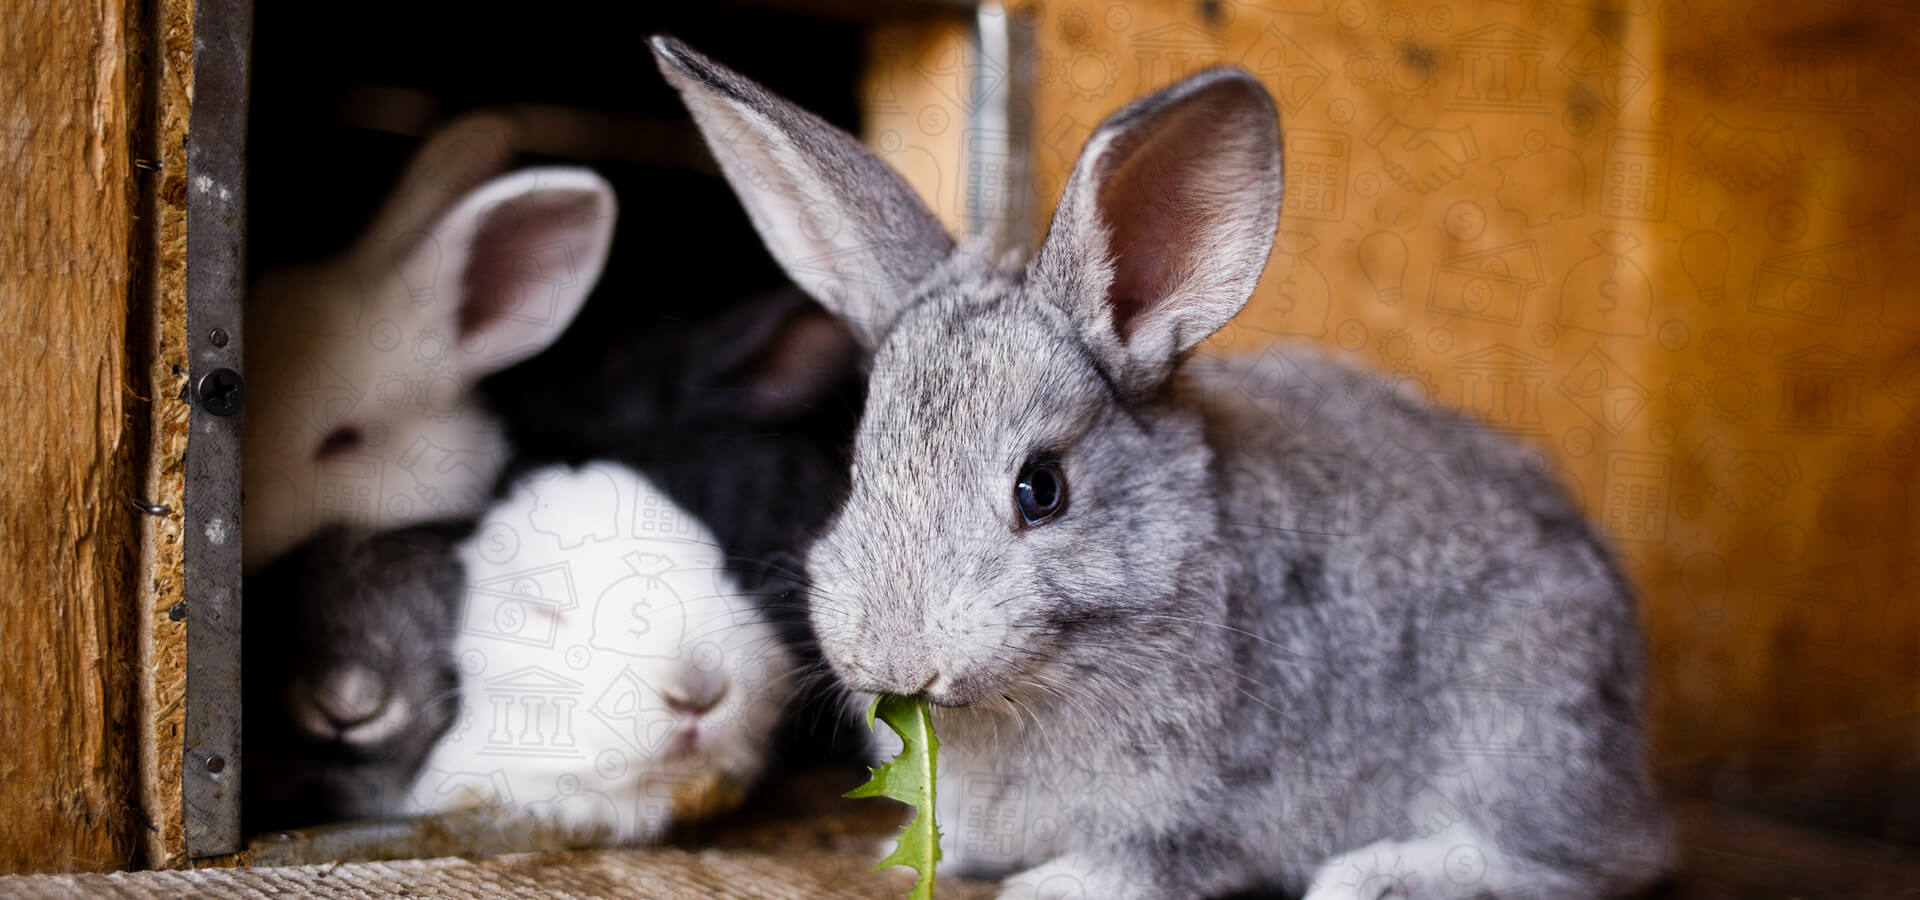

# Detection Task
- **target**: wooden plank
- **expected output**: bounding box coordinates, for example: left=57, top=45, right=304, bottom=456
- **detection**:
left=131, top=0, right=196, bottom=871
left=0, top=0, right=146, bottom=874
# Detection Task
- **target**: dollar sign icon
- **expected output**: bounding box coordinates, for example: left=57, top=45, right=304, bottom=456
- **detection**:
left=1597, top=279, right=1621, bottom=314
left=1784, top=278, right=1814, bottom=313
left=1275, top=275, right=1299, bottom=313
left=1463, top=278, right=1493, bottom=313
left=494, top=600, right=526, bottom=636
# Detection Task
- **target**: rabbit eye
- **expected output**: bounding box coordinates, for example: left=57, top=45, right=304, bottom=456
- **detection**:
left=316, top=426, right=362, bottom=460
left=1014, top=456, right=1067, bottom=526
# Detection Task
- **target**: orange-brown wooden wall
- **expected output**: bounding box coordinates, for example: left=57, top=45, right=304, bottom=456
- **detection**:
left=870, top=0, right=1920, bottom=800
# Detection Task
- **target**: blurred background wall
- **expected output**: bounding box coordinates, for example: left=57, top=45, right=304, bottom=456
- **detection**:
left=870, top=0, right=1919, bottom=841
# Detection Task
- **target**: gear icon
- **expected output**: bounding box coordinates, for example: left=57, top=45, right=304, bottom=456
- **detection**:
left=420, top=374, right=463, bottom=424
left=1700, top=327, right=1739, bottom=368
left=1377, top=327, right=1417, bottom=369
left=1705, top=369, right=1761, bottom=423
left=378, top=371, right=419, bottom=409
left=1391, top=368, right=1440, bottom=406
left=1345, top=49, right=1385, bottom=88
left=1378, top=6, right=1417, bottom=45
left=1062, top=50, right=1118, bottom=102
left=412, top=328, right=452, bottom=373
left=1057, top=7, right=1093, bottom=44
left=1033, top=51, right=1063, bottom=87
left=1666, top=372, right=1707, bottom=409
left=1388, top=53, right=1436, bottom=101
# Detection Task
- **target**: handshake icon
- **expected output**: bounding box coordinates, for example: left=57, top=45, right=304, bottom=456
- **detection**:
left=1687, top=114, right=1802, bottom=194
left=1365, top=115, right=1480, bottom=194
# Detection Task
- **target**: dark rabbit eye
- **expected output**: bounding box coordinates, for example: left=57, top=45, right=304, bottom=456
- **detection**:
left=316, top=426, right=362, bottom=460
left=1015, top=456, right=1067, bottom=526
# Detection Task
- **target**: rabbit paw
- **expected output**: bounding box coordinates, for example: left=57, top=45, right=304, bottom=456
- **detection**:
left=998, top=853, right=1154, bottom=900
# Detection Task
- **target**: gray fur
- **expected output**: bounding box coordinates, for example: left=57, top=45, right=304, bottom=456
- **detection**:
left=654, top=37, right=1670, bottom=899
left=243, top=522, right=467, bottom=831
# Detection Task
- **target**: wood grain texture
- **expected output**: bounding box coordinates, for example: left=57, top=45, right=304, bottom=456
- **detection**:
left=131, top=0, right=195, bottom=870
left=0, top=0, right=145, bottom=874
left=1002, top=0, right=1919, bottom=797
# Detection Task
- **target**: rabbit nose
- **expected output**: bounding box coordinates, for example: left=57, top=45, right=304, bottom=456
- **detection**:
left=312, top=664, right=389, bottom=727
left=663, top=669, right=730, bottom=717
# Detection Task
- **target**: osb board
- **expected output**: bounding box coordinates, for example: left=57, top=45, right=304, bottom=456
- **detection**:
left=985, top=0, right=1920, bottom=784
left=0, top=846, right=995, bottom=900
left=0, top=0, right=145, bottom=874
left=4, top=801, right=1919, bottom=898
left=132, top=0, right=196, bottom=871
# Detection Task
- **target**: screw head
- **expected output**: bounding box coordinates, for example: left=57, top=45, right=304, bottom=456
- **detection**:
left=208, top=327, right=229, bottom=347
left=205, top=754, right=226, bottom=774
left=168, top=602, right=187, bottom=621
left=196, top=368, right=245, bottom=416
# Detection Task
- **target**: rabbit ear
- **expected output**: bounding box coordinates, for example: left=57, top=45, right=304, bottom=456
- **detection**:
left=356, top=110, right=521, bottom=253
left=684, top=289, right=861, bottom=422
left=394, top=167, right=618, bottom=377
left=1032, top=69, right=1282, bottom=395
left=650, top=35, right=953, bottom=348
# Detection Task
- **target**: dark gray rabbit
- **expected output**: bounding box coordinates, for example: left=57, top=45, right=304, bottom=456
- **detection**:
left=652, top=37, right=1670, bottom=900
left=242, top=522, right=469, bottom=831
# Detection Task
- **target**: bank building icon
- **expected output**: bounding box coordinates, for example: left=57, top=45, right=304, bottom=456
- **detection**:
left=1446, top=24, right=1549, bottom=115
left=479, top=666, right=584, bottom=759
left=1130, top=22, right=1224, bottom=92
left=1447, top=345, right=1550, bottom=435
left=1448, top=668, right=1549, bottom=757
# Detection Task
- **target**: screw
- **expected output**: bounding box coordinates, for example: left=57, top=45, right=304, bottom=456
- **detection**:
left=196, top=368, right=245, bottom=416
left=205, top=754, right=226, bottom=774
left=208, top=327, right=229, bottom=347
left=168, top=602, right=187, bottom=621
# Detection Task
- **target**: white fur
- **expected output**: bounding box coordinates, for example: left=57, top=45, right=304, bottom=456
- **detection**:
left=399, top=462, right=796, bottom=844
left=244, top=125, right=616, bottom=570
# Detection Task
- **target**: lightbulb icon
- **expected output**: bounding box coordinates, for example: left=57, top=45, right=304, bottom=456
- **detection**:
left=1357, top=231, right=1409, bottom=306
left=1679, top=230, right=1730, bottom=306
left=392, top=230, right=442, bottom=306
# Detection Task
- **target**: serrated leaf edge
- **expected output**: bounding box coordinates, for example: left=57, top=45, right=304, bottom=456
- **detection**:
left=843, top=694, right=941, bottom=900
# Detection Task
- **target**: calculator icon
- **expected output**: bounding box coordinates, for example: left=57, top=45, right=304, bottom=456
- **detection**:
left=634, top=488, right=703, bottom=543
left=960, top=774, right=1027, bottom=859
left=1601, top=129, right=1669, bottom=221
left=315, top=454, right=382, bottom=522
left=960, top=132, right=1025, bottom=226
left=1602, top=451, right=1669, bottom=542
left=1282, top=131, right=1349, bottom=222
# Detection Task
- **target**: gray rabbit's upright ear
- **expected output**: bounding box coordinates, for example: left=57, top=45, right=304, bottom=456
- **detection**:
left=1033, top=69, right=1282, bottom=396
left=650, top=36, right=954, bottom=348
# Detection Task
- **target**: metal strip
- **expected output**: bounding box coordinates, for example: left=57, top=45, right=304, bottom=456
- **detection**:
left=181, top=0, right=252, bottom=858
left=967, top=1, right=1036, bottom=252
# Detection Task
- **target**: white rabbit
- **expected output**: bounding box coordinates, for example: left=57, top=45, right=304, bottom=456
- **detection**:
left=244, top=111, right=617, bottom=571
left=398, top=460, right=798, bottom=844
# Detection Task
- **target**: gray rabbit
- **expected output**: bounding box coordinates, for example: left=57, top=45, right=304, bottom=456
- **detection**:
left=651, top=37, right=1669, bottom=900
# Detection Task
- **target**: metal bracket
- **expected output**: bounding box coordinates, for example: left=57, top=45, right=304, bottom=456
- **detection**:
left=182, top=0, right=253, bottom=859
left=966, top=1, right=1037, bottom=253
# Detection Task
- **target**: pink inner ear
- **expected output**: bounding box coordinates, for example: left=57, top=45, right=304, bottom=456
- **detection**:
left=458, top=191, right=603, bottom=339
left=1092, top=89, right=1261, bottom=342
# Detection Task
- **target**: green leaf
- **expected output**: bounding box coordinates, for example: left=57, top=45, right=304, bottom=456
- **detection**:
left=844, top=694, right=941, bottom=899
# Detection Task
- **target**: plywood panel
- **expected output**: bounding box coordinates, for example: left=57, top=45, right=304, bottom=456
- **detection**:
left=0, top=0, right=146, bottom=874
left=1017, top=0, right=1920, bottom=792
